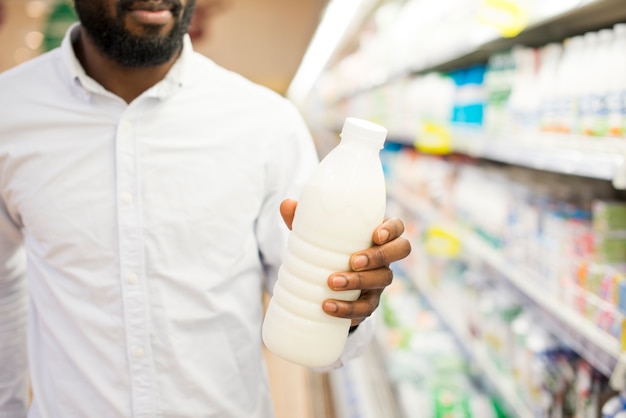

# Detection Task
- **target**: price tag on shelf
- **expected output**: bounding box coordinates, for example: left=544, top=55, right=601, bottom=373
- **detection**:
left=423, top=225, right=461, bottom=258
left=476, top=0, right=529, bottom=38
left=415, top=122, right=453, bottom=155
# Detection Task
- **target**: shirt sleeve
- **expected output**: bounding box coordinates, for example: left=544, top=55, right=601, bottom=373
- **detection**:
left=0, top=194, right=29, bottom=416
left=255, top=101, right=319, bottom=295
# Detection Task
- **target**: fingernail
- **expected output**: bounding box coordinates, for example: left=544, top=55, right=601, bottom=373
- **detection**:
left=378, top=229, right=390, bottom=243
left=324, top=302, right=338, bottom=312
left=332, top=275, right=348, bottom=289
left=352, top=255, right=368, bottom=270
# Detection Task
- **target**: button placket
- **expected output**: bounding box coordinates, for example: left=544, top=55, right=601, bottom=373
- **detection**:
left=115, top=116, right=156, bottom=417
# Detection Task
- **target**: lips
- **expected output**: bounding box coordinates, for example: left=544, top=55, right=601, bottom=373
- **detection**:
left=123, top=0, right=182, bottom=16
left=123, top=0, right=182, bottom=25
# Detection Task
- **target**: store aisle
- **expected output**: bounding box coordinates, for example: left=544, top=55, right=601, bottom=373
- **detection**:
left=264, top=348, right=336, bottom=418
left=263, top=291, right=335, bottom=418
left=264, top=348, right=314, bottom=418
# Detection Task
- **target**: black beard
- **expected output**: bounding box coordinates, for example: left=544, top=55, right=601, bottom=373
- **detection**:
left=74, top=0, right=196, bottom=68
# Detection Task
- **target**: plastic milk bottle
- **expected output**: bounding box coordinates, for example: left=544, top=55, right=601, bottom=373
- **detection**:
left=262, top=117, right=388, bottom=367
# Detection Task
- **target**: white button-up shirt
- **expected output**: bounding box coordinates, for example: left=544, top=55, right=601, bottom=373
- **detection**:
left=0, top=25, right=373, bottom=418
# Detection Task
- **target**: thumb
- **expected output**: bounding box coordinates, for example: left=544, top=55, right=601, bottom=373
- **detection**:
left=279, top=199, right=298, bottom=230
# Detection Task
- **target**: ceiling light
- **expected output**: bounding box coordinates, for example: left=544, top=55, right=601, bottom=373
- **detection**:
left=286, top=0, right=377, bottom=107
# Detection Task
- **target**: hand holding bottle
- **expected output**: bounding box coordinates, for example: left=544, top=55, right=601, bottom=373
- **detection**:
left=263, top=117, right=410, bottom=367
left=279, top=199, right=411, bottom=328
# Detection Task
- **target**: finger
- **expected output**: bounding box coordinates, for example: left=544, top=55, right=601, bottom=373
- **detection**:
left=328, top=267, right=393, bottom=292
left=322, top=290, right=383, bottom=322
left=373, top=218, right=405, bottom=245
left=279, top=199, right=297, bottom=230
left=350, top=236, right=411, bottom=271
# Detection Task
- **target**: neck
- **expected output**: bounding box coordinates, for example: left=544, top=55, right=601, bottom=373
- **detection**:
left=73, top=27, right=181, bottom=104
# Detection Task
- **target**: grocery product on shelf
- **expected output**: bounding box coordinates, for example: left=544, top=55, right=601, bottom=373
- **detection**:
left=389, top=150, right=626, bottom=340
left=376, top=277, right=511, bottom=418
left=484, top=25, right=626, bottom=139
left=262, top=117, right=387, bottom=367
left=383, top=159, right=620, bottom=417
left=315, top=24, right=626, bottom=146
left=450, top=65, right=487, bottom=128
left=608, top=24, right=626, bottom=138
left=602, top=390, right=626, bottom=417
left=388, top=148, right=625, bottom=365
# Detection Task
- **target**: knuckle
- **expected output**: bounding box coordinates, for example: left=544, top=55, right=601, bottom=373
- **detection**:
left=360, top=291, right=380, bottom=315
left=363, top=297, right=379, bottom=317
left=341, top=301, right=355, bottom=317
left=354, top=271, right=366, bottom=289
left=373, top=246, right=387, bottom=266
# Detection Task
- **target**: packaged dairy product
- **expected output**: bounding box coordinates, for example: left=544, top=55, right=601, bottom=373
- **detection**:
left=602, top=391, right=626, bottom=417
left=262, top=117, right=388, bottom=367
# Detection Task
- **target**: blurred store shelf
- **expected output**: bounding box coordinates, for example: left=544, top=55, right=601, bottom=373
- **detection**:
left=328, top=339, right=403, bottom=418
left=413, top=275, right=535, bottom=418
left=418, top=0, right=626, bottom=75
left=451, top=130, right=626, bottom=189
left=388, top=184, right=623, bottom=383
left=329, top=0, right=626, bottom=101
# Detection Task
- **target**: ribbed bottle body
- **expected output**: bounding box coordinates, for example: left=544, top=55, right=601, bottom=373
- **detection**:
left=262, top=118, right=387, bottom=367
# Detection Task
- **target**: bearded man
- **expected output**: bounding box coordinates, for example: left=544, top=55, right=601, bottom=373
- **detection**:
left=0, top=1, right=410, bottom=417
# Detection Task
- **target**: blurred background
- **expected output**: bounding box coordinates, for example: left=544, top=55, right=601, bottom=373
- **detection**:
left=0, top=0, right=327, bottom=95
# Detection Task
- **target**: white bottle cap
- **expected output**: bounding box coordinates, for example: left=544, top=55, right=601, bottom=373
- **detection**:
left=340, top=117, right=387, bottom=148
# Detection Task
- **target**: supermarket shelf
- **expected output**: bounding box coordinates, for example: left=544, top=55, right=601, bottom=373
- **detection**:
left=333, top=0, right=626, bottom=100
left=329, top=338, right=402, bottom=418
left=413, top=274, right=535, bottom=418
left=462, top=230, right=621, bottom=377
left=452, top=130, right=626, bottom=188
left=385, top=200, right=534, bottom=417
left=388, top=184, right=623, bottom=382
left=422, top=0, right=626, bottom=74
left=387, top=129, right=626, bottom=188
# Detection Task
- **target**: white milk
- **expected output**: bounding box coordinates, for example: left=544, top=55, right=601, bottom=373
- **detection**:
left=262, top=117, right=387, bottom=367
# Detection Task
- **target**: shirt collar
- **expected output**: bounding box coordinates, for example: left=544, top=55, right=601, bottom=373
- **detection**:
left=61, top=22, right=193, bottom=102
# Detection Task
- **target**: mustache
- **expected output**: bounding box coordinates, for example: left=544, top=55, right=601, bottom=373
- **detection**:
left=117, top=0, right=184, bottom=17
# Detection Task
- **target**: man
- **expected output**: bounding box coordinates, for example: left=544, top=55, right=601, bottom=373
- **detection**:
left=0, top=0, right=411, bottom=417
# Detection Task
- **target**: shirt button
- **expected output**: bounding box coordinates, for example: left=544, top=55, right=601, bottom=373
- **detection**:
left=133, top=347, right=145, bottom=358
left=127, top=273, right=139, bottom=284
left=121, top=121, right=132, bottom=132
left=122, top=193, right=133, bottom=205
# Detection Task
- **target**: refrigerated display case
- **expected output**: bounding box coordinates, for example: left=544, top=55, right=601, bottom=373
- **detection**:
left=298, top=1, right=626, bottom=416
